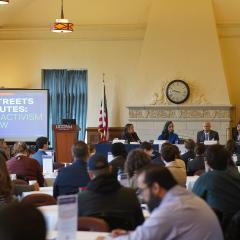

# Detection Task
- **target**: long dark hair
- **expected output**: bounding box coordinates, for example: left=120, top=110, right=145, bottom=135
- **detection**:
left=161, top=121, right=173, bottom=140
left=0, top=154, right=12, bottom=202
left=124, top=124, right=133, bottom=135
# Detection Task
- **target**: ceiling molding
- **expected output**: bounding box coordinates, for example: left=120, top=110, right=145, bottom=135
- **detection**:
left=0, top=24, right=146, bottom=41
left=217, top=21, right=240, bottom=38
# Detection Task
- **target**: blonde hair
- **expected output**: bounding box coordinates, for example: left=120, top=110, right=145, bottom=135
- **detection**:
left=12, top=142, right=28, bottom=156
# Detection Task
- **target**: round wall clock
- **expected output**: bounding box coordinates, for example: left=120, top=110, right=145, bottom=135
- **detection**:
left=166, top=80, right=190, bottom=104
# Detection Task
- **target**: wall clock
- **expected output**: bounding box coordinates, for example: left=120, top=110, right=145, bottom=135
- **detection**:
left=166, top=80, right=190, bottom=104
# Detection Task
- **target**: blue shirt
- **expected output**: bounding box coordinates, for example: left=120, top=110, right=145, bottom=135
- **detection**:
left=32, top=150, right=47, bottom=166
left=158, top=133, right=179, bottom=144
left=53, top=159, right=90, bottom=198
left=111, top=186, right=223, bottom=240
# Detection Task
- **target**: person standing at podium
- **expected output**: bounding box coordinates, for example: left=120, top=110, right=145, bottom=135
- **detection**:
left=122, top=124, right=141, bottom=143
left=158, top=121, right=179, bottom=144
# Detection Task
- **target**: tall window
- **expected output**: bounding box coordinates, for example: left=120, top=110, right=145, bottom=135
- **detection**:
left=42, top=69, right=87, bottom=145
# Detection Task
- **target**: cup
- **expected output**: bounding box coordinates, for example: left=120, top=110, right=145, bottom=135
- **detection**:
left=29, top=180, right=37, bottom=185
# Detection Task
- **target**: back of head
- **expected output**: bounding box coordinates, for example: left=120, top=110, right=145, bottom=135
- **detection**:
left=184, top=139, right=196, bottom=151
left=140, top=141, right=153, bottom=151
left=206, top=145, right=228, bottom=170
left=35, top=137, right=48, bottom=151
left=72, top=141, right=89, bottom=161
left=0, top=202, right=46, bottom=240
left=226, top=139, right=237, bottom=155
left=0, top=154, right=12, bottom=200
left=161, top=144, right=177, bottom=162
left=194, top=143, right=205, bottom=156
left=111, top=142, right=127, bottom=158
left=125, top=149, right=151, bottom=177
left=87, top=154, right=109, bottom=178
left=141, top=164, right=177, bottom=190
left=12, top=142, right=28, bottom=156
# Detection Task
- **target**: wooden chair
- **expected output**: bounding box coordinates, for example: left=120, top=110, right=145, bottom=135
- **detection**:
left=21, top=193, right=56, bottom=207
left=78, top=217, right=109, bottom=232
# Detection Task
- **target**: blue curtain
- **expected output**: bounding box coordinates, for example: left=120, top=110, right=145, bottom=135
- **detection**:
left=42, top=69, right=88, bottom=146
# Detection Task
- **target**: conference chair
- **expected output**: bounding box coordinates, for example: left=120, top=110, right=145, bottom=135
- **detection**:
left=21, top=193, right=56, bottom=207
left=78, top=217, right=109, bottom=232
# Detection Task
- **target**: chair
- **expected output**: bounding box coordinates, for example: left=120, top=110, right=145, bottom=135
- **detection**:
left=21, top=193, right=56, bottom=207
left=78, top=217, right=109, bottom=232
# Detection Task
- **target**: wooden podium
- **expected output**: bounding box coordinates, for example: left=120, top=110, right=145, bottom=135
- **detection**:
left=52, top=124, right=80, bottom=163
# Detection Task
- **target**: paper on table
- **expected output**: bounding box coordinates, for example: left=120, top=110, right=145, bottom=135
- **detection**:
left=43, top=155, right=53, bottom=174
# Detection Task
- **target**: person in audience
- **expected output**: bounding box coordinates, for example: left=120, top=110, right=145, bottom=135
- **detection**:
left=122, top=124, right=140, bottom=143
left=0, top=139, right=9, bottom=161
left=88, top=143, right=96, bottom=156
left=7, top=142, right=44, bottom=187
left=32, top=137, right=48, bottom=166
left=109, top=142, right=127, bottom=177
left=232, top=121, right=240, bottom=142
left=0, top=202, right=46, bottom=240
left=53, top=141, right=90, bottom=198
left=193, top=145, right=240, bottom=229
left=187, top=143, right=205, bottom=176
left=197, top=121, right=219, bottom=143
left=140, top=141, right=164, bottom=166
left=125, top=149, right=151, bottom=190
left=78, top=154, right=144, bottom=230
left=161, top=144, right=186, bottom=187
left=158, top=121, right=179, bottom=144
left=0, top=154, right=14, bottom=209
left=181, top=139, right=196, bottom=167
left=226, top=139, right=239, bottom=166
left=97, top=166, right=223, bottom=240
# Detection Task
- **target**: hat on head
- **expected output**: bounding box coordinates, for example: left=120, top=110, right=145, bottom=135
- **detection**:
left=87, top=154, right=108, bottom=171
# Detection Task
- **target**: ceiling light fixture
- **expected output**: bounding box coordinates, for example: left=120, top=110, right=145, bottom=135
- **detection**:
left=51, top=0, right=74, bottom=33
left=0, top=0, right=9, bottom=4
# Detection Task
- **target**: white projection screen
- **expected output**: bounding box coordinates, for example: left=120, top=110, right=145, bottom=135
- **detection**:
left=0, top=89, right=48, bottom=142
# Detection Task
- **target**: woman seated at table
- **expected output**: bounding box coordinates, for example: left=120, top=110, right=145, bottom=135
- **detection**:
left=232, top=121, right=240, bottom=142
left=6, top=142, right=44, bottom=187
left=122, top=123, right=140, bottom=143
left=158, top=121, right=179, bottom=144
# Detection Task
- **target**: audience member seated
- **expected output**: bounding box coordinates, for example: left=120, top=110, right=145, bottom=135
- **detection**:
left=197, top=121, right=219, bottom=143
left=161, top=144, right=186, bottom=187
left=98, top=166, right=223, bottom=240
left=193, top=145, right=240, bottom=229
left=53, top=141, right=90, bottom=198
left=7, top=142, right=44, bottom=187
left=88, top=143, right=96, bottom=156
left=187, top=143, right=205, bottom=176
left=181, top=139, right=196, bottom=167
left=0, top=139, right=9, bottom=161
left=32, top=137, right=48, bottom=166
left=140, top=141, right=164, bottom=166
left=232, top=120, right=240, bottom=142
left=225, top=210, right=240, bottom=240
left=0, top=202, right=46, bottom=240
left=0, top=154, right=14, bottom=209
left=158, top=121, right=179, bottom=144
left=78, top=154, right=144, bottom=230
left=109, top=142, right=127, bottom=177
left=122, top=124, right=140, bottom=143
left=226, top=140, right=240, bottom=167
left=125, top=149, right=151, bottom=190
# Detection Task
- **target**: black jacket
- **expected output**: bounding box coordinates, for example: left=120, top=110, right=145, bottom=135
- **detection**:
left=109, top=156, right=126, bottom=178
left=78, top=174, right=144, bottom=230
left=196, top=130, right=219, bottom=143
left=187, top=155, right=205, bottom=176
left=181, top=150, right=195, bottom=168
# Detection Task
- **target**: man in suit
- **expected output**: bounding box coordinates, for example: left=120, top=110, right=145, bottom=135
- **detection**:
left=196, top=122, right=219, bottom=143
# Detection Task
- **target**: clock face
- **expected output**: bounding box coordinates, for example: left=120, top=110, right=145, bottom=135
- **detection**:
left=166, top=80, right=190, bottom=104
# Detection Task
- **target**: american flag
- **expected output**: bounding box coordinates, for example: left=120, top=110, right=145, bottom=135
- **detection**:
left=98, top=77, right=108, bottom=142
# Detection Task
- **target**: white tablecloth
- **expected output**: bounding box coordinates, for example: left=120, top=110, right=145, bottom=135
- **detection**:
left=22, top=187, right=53, bottom=198
left=186, top=176, right=199, bottom=191
left=47, top=231, right=108, bottom=240
left=39, top=205, right=58, bottom=232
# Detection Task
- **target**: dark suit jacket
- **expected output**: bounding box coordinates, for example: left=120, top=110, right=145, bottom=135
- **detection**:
left=53, top=159, right=90, bottom=198
left=232, top=128, right=240, bottom=142
left=109, top=156, right=126, bottom=178
left=122, top=132, right=140, bottom=143
left=196, top=130, right=219, bottom=143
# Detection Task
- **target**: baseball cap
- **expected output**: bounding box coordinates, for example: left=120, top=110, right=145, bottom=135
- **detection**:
left=87, top=154, right=109, bottom=171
